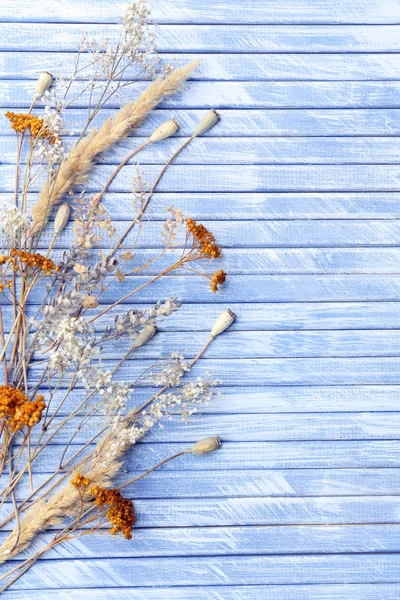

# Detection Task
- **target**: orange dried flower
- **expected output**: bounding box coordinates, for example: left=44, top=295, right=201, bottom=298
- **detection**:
left=6, top=249, right=58, bottom=275
left=186, top=218, right=222, bottom=259
left=71, top=473, right=92, bottom=489
left=89, top=485, right=136, bottom=540
left=5, top=111, right=58, bottom=143
left=210, top=269, right=226, bottom=292
left=0, top=385, right=46, bottom=432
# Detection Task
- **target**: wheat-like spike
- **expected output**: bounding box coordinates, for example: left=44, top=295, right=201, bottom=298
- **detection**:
left=30, top=60, right=199, bottom=234
left=0, top=432, right=126, bottom=562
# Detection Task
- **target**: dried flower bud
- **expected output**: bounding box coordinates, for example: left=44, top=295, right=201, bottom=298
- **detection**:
left=134, top=325, right=156, bottom=347
left=210, top=309, right=236, bottom=338
left=35, top=71, right=53, bottom=98
left=193, top=109, right=220, bottom=136
left=54, top=203, right=70, bottom=235
left=149, top=119, right=179, bottom=143
left=191, top=435, right=222, bottom=455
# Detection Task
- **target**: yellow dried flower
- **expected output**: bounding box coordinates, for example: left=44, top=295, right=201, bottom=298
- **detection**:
left=5, top=111, right=58, bottom=143
left=6, top=249, right=58, bottom=276
left=186, top=218, right=222, bottom=259
left=0, top=386, right=46, bottom=432
left=71, top=473, right=92, bottom=489
left=88, top=486, right=136, bottom=540
left=210, top=269, right=226, bottom=292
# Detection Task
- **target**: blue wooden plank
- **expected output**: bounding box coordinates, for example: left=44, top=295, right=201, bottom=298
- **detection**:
left=4, top=165, right=400, bottom=192
left=8, top=468, right=400, bottom=499
left=19, top=384, right=400, bottom=414
left=25, top=357, right=400, bottom=385
left=23, top=274, right=400, bottom=304
left=4, top=52, right=400, bottom=81
left=36, top=221, right=400, bottom=248
left=3, top=109, right=400, bottom=137
left=3, top=584, right=400, bottom=600
left=6, top=302, right=400, bottom=332
left=6, top=81, right=400, bottom=108
left=5, top=524, right=400, bottom=558
left=12, top=440, right=400, bottom=471
left=17, top=247, right=400, bottom=274
left=6, top=554, right=400, bottom=588
left=7, top=136, right=400, bottom=164
left=6, top=191, right=400, bottom=220
left=1, top=0, right=400, bottom=24
left=1, top=24, right=400, bottom=52
left=3, top=496, right=400, bottom=529
left=22, top=412, right=400, bottom=443
left=24, top=330, right=400, bottom=359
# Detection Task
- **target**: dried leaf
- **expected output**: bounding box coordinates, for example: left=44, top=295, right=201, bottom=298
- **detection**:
left=83, top=295, right=99, bottom=309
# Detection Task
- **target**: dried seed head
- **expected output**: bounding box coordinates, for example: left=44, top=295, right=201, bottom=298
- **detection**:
left=134, top=325, right=156, bottom=347
left=54, top=203, right=70, bottom=235
left=210, top=309, right=236, bottom=338
left=149, top=119, right=179, bottom=142
left=35, top=71, right=53, bottom=98
left=190, top=435, right=222, bottom=455
left=193, top=109, right=220, bottom=136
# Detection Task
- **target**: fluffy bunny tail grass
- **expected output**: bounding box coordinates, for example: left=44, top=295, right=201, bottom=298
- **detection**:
left=0, top=434, right=125, bottom=562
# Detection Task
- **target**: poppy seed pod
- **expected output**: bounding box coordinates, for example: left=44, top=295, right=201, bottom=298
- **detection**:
left=54, top=203, right=70, bottom=235
left=210, top=309, right=236, bottom=338
left=193, top=109, right=220, bottom=136
left=149, top=119, right=179, bottom=143
left=35, top=71, right=53, bottom=98
left=190, top=435, right=222, bottom=455
left=134, top=325, right=156, bottom=347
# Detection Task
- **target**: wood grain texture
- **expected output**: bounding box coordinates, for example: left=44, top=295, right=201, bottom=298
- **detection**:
left=5, top=52, right=400, bottom=81
left=4, top=109, right=400, bottom=137
left=1, top=0, right=400, bottom=24
left=2, top=584, right=400, bottom=600
left=6, top=554, right=400, bottom=588
left=2, top=0, right=400, bottom=596
left=6, top=81, right=400, bottom=108
left=1, top=24, right=400, bottom=52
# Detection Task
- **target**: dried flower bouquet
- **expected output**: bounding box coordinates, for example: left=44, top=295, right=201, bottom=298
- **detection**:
left=0, top=2, right=234, bottom=591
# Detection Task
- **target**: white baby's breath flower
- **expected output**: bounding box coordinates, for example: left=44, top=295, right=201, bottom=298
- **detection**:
left=0, top=204, right=30, bottom=242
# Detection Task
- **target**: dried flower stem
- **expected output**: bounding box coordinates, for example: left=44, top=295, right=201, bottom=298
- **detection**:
left=0, top=444, right=211, bottom=592
left=96, top=140, right=150, bottom=203
left=30, top=60, right=198, bottom=233
left=110, top=134, right=196, bottom=257
left=0, top=332, right=217, bottom=557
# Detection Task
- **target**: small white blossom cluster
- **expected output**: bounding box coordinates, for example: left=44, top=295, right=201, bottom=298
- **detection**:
left=152, top=352, right=190, bottom=387
left=0, top=204, right=30, bottom=243
left=102, top=381, right=131, bottom=417
left=67, top=0, right=157, bottom=115
left=156, top=374, right=222, bottom=423
left=49, top=317, right=97, bottom=374
left=122, top=0, right=156, bottom=64
left=33, top=106, right=66, bottom=173
left=108, top=373, right=220, bottom=458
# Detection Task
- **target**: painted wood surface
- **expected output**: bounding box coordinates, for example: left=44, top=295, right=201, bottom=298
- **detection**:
left=2, top=0, right=400, bottom=598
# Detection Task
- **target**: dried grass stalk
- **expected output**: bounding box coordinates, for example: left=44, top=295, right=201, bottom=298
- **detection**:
left=31, top=60, right=199, bottom=234
left=0, top=429, right=127, bottom=561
